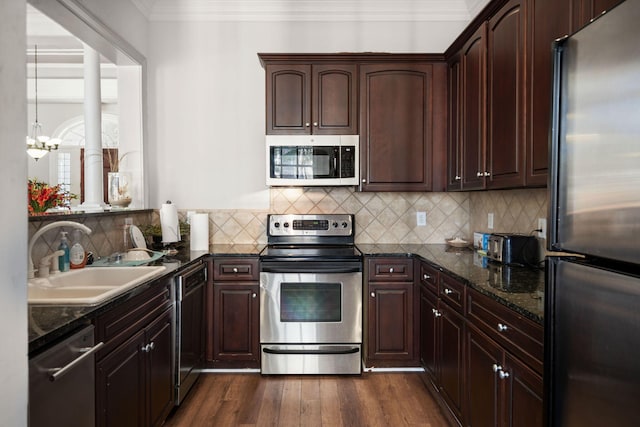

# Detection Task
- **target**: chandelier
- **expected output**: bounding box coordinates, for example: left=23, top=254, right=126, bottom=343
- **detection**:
left=26, top=45, right=60, bottom=160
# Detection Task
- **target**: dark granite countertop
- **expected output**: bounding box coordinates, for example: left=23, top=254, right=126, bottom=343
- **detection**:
left=357, top=244, right=545, bottom=324
left=28, top=244, right=265, bottom=355
left=28, top=249, right=206, bottom=356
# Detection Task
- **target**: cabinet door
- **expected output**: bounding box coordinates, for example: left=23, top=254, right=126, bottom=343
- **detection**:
left=439, top=302, right=466, bottom=423
left=265, top=64, right=312, bottom=134
left=146, top=309, right=175, bottom=427
left=466, top=326, right=503, bottom=427
left=213, top=283, right=260, bottom=367
left=312, top=64, right=358, bottom=135
left=486, top=0, right=526, bottom=189
left=420, top=285, right=439, bottom=380
left=447, top=54, right=463, bottom=190
left=96, top=330, right=146, bottom=427
left=527, top=0, right=572, bottom=186
left=461, top=24, right=487, bottom=190
left=360, top=63, right=445, bottom=192
left=367, top=282, right=416, bottom=365
left=503, top=353, right=543, bottom=427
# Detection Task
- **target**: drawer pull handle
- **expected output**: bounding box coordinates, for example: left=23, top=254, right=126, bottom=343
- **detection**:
left=497, top=323, right=509, bottom=332
left=444, top=288, right=453, bottom=295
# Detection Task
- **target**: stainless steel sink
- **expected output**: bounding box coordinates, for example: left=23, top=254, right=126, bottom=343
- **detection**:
left=28, top=266, right=167, bottom=305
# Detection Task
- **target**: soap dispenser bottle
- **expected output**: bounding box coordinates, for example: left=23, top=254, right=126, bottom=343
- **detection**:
left=58, top=231, right=70, bottom=272
left=70, top=229, right=87, bottom=269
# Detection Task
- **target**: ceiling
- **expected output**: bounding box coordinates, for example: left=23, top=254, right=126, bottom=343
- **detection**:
left=131, top=0, right=491, bottom=22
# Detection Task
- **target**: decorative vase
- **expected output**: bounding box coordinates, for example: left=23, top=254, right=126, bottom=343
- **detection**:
left=107, top=172, right=132, bottom=207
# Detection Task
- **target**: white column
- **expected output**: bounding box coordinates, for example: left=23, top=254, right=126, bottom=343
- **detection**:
left=80, top=44, right=105, bottom=211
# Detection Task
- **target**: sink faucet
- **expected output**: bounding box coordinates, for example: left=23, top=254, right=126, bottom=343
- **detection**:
left=28, top=221, right=92, bottom=279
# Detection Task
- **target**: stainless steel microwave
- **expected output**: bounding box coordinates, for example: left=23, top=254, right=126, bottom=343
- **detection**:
left=266, top=135, right=359, bottom=186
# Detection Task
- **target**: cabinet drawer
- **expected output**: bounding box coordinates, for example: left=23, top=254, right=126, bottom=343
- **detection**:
left=367, top=258, right=414, bottom=281
left=439, top=274, right=465, bottom=314
left=419, top=262, right=439, bottom=295
left=466, top=288, right=543, bottom=373
left=213, top=258, right=259, bottom=281
left=95, top=278, right=172, bottom=358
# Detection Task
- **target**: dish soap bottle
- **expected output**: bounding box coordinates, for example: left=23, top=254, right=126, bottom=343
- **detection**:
left=58, top=231, right=70, bottom=272
left=70, top=229, right=87, bottom=269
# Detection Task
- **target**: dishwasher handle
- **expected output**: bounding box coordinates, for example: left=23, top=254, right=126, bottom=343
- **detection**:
left=48, top=341, right=104, bottom=382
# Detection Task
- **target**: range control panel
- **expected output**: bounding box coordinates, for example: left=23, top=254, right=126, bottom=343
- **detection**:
left=268, top=214, right=353, bottom=237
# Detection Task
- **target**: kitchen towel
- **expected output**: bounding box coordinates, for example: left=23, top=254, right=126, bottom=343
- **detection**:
left=160, top=202, right=180, bottom=243
left=190, top=213, right=209, bottom=251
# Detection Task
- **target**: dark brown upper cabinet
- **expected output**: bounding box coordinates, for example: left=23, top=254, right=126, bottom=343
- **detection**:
left=262, top=61, right=357, bottom=135
left=526, top=0, right=573, bottom=186
left=448, top=23, right=487, bottom=191
left=486, top=0, right=527, bottom=189
left=573, top=0, right=624, bottom=30
left=360, top=62, right=447, bottom=192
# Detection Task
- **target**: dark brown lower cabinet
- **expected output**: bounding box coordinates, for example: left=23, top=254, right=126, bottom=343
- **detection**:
left=96, top=307, right=174, bottom=427
left=366, top=281, right=418, bottom=367
left=420, top=283, right=465, bottom=424
left=466, top=325, right=542, bottom=427
left=212, top=282, right=260, bottom=368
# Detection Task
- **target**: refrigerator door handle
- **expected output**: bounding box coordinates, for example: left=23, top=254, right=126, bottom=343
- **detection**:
left=548, top=38, right=566, bottom=251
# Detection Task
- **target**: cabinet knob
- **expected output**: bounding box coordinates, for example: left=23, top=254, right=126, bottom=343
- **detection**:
left=305, top=122, right=310, bottom=127
left=252, top=292, right=257, bottom=298
left=492, top=363, right=502, bottom=373
left=497, top=323, right=509, bottom=332
left=313, top=122, right=318, bottom=127
left=444, top=288, right=453, bottom=295
left=370, top=292, right=376, bottom=298
left=432, top=308, right=442, bottom=317
left=148, top=342, right=155, bottom=351
left=498, top=370, right=510, bottom=379
left=362, top=178, right=367, bottom=183
left=484, top=171, right=491, bottom=177
left=455, top=176, right=461, bottom=181
left=423, top=274, right=431, bottom=280
left=477, top=172, right=482, bottom=177
left=232, top=267, right=238, bottom=273
left=389, top=267, right=394, bottom=274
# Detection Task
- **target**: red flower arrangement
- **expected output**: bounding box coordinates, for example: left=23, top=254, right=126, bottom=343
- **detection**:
left=28, top=179, right=77, bottom=214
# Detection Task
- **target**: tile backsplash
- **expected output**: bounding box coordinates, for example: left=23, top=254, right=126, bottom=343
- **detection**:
left=469, top=188, right=548, bottom=236
left=165, top=188, right=548, bottom=245
left=28, top=188, right=549, bottom=266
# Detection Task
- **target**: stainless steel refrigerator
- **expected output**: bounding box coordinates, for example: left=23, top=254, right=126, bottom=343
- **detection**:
left=546, top=1, right=640, bottom=426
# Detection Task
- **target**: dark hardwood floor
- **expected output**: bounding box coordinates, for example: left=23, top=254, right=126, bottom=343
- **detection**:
left=164, top=372, right=449, bottom=427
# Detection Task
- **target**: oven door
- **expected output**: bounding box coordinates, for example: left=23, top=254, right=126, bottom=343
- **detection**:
left=259, top=269, right=362, bottom=345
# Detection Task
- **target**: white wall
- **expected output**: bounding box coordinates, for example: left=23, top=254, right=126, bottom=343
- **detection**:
left=147, top=20, right=467, bottom=210
left=0, top=0, right=28, bottom=424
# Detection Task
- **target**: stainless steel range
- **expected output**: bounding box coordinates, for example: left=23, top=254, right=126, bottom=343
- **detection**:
left=259, top=214, right=362, bottom=375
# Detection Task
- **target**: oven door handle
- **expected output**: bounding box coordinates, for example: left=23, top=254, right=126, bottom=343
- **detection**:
left=261, top=261, right=362, bottom=274
left=262, top=346, right=360, bottom=355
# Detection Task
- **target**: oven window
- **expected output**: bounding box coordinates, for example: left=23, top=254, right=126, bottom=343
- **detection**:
left=280, top=282, right=341, bottom=322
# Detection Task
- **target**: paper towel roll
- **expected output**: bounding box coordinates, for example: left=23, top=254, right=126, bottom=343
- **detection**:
left=160, top=202, right=180, bottom=243
left=190, top=213, right=209, bottom=251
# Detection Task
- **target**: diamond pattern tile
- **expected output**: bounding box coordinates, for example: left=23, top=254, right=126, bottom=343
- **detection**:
left=28, top=189, right=547, bottom=260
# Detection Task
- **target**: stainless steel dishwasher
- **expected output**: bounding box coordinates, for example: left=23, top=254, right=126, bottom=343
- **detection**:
left=29, top=325, right=103, bottom=427
left=175, top=260, right=207, bottom=405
